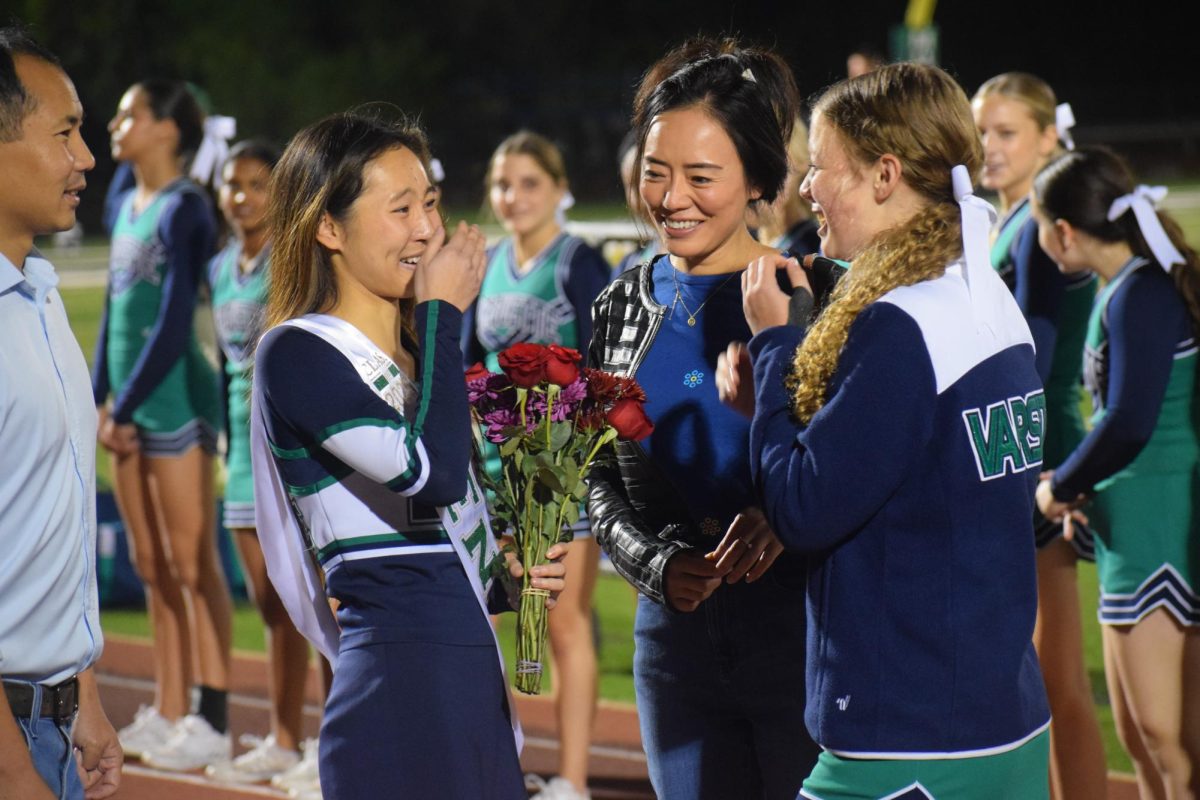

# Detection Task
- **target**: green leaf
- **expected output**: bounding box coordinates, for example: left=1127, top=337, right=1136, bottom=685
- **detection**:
left=521, top=455, right=538, bottom=478
left=499, top=436, right=523, bottom=457
left=549, top=422, right=572, bottom=452
left=536, top=467, right=567, bottom=494
left=560, top=500, right=579, bottom=530
left=560, top=456, right=579, bottom=490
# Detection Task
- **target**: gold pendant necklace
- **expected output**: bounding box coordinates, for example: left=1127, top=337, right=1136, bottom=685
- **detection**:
left=670, top=267, right=740, bottom=326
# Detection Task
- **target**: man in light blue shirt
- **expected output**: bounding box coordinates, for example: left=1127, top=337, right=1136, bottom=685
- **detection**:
left=0, top=26, right=122, bottom=800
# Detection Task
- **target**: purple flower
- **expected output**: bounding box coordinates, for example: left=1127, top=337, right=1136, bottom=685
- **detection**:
left=526, top=379, right=588, bottom=420
left=468, top=374, right=516, bottom=410
left=482, top=408, right=520, bottom=443
left=557, top=378, right=587, bottom=410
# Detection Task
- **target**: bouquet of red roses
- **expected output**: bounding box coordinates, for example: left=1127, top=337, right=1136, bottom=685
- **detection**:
left=467, top=342, right=652, bottom=694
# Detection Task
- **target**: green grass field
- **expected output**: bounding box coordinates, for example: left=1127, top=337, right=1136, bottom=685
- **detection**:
left=100, top=566, right=1125, bottom=768
left=102, top=572, right=641, bottom=702
left=83, top=203, right=1200, bottom=775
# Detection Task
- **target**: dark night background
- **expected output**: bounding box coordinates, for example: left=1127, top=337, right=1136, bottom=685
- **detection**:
left=8, top=0, right=1198, bottom=232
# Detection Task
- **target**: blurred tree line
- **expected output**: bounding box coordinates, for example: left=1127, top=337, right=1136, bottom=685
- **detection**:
left=8, top=0, right=1198, bottom=235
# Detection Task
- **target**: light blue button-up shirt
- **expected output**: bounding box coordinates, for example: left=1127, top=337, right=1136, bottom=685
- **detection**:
left=0, top=251, right=103, bottom=684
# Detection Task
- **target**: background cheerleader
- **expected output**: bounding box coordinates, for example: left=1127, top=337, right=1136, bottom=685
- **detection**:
left=93, top=78, right=233, bottom=772
left=972, top=72, right=1106, bottom=800
left=464, top=130, right=610, bottom=800
left=1034, top=146, right=1200, bottom=799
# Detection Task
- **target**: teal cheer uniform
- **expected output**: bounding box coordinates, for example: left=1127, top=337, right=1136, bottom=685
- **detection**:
left=992, top=198, right=1097, bottom=556
left=462, top=232, right=610, bottom=538
left=1053, top=257, right=1200, bottom=625
left=93, top=178, right=220, bottom=456
left=209, top=242, right=269, bottom=528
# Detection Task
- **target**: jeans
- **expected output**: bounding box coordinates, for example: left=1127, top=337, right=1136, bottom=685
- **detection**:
left=634, top=562, right=819, bottom=800
left=11, top=681, right=83, bottom=800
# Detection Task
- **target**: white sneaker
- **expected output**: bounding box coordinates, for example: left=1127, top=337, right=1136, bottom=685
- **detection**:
left=271, top=737, right=319, bottom=792
left=117, top=705, right=175, bottom=759
left=141, top=714, right=232, bottom=772
left=205, top=733, right=300, bottom=784
left=527, top=775, right=592, bottom=800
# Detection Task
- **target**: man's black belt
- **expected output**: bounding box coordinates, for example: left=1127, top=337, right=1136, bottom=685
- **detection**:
left=2, top=676, right=79, bottom=722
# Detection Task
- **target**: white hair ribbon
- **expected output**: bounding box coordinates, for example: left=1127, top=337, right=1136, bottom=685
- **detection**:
left=430, top=158, right=446, bottom=184
left=189, top=115, right=237, bottom=188
left=555, top=189, right=575, bottom=227
left=1108, top=185, right=1185, bottom=271
left=952, top=164, right=999, bottom=317
left=1055, top=103, right=1076, bottom=151
left=741, top=67, right=757, bottom=83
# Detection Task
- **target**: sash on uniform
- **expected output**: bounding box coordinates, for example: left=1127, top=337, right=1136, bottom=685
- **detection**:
left=251, top=312, right=523, bottom=750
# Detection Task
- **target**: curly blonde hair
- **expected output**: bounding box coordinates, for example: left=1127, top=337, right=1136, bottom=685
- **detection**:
left=789, top=63, right=983, bottom=423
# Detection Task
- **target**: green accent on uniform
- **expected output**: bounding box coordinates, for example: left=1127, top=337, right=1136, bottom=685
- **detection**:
left=269, top=441, right=311, bottom=459
left=316, top=529, right=451, bottom=561
left=209, top=243, right=269, bottom=507
left=990, top=201, right=1032, bottom=272
left=388, top=364, right=400, bottom=377
left=285, top=471, right=347, bottom=497
left=106, top=180, right=219, bottom=435
left=1042, top=274, right=1095, bottom=465
left=1009, top=392, right=1046, bottom=467
left=316, top=417, right=405, bottom=442
left=801, top=730, right=1049, bottom=800
left=461, top=521, right=490, bottom=583
left=374, top=375, right=389, bottom=390
left=1084, top=262, right=1200, bottom=603
left=964, top=401, right=1026, bottom=478
left=384, top=467, right=417, bottom=490
left=414, top=301, right=439, bottom=435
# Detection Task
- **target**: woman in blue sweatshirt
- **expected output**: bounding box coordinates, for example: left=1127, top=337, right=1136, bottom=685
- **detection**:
left=733, top=63, right=1051, bottom=798
left=1033, top=146, right=1200, bottom=800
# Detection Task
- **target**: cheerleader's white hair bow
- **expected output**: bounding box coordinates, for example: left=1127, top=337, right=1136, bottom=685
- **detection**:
left=189, top=115, right=237, bottom=188
left=555, top=189, right=575, bottom=227
left=1108, top=184, right=1185, bottom=271
left=1055, top=103, right=1076, bottom=151
left=952, top=165, right=999, bottom=318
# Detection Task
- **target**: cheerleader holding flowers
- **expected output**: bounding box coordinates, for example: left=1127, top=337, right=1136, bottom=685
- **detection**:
left=250, top=109, right=567, bottom=799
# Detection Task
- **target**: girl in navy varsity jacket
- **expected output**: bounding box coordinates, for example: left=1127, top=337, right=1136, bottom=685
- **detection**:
left=727, top=64, right=1052, bottom=799
left=250, top=111, right=566, bottom=800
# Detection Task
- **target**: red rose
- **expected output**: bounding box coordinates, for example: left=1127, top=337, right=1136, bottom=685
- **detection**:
left=544, top=345, right=582, bottom=387
left=465, top=362, right=491, bottom=382
left=606, top=397, right=654, bottom=440
left=497, top=343, right=548, bottom=388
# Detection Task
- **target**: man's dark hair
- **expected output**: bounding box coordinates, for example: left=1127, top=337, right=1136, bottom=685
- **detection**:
left=0, top=24, right=62, bottom=142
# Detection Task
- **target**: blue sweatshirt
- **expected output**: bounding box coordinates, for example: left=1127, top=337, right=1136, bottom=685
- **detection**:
left=748, top=261, right=1051, bottom=757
